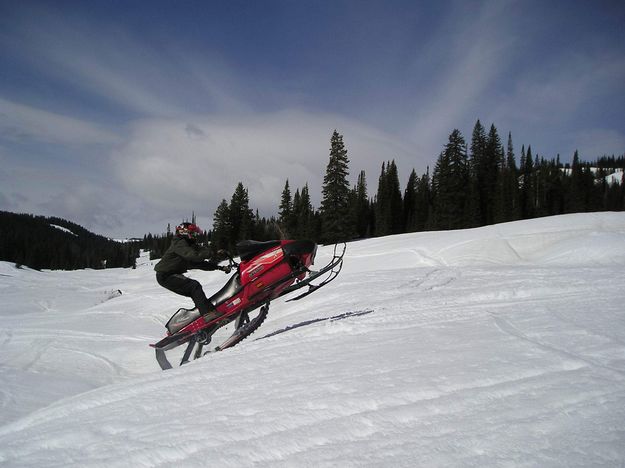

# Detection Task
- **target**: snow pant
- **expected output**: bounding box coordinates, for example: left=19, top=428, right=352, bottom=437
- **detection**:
left=156, top=273, right=210, bottom=315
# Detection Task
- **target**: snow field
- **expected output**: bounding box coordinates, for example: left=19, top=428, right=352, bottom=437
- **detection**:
left=1, top=212, right=625, bottom=466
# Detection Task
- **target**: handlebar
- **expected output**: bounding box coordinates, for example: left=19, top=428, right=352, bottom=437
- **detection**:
left=217, top=249, right=238, bottom=273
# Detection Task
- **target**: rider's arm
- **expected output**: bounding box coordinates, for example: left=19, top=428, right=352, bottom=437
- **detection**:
left=172, top=239, right=212, bottom=263
left=191, top=260, right=219, bottom=271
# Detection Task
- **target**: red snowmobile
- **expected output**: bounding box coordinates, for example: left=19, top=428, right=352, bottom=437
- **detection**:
left=151, top=240, right=345, bottom=370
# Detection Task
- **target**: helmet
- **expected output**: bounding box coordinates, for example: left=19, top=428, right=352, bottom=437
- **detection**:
left=175, top=222, right=202, bottom=239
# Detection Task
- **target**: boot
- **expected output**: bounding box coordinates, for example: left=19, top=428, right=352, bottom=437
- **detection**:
left=200, top=303, right=224, bottom=323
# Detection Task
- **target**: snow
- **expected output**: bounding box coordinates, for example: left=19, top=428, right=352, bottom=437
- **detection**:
left=1, top=212, right=625, bottom=467
left=605, top=170, right=623, bottom=186
left=49, top=224, right=77, bottom=236
left=560, top=167, right=623, bottom=185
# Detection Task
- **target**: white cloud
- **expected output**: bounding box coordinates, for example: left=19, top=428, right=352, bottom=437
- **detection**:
left=112, top=109, right=419, bottom=221
left=0, top=98, right=119, bottom=145
left=37, top=181, right=150, bottom=235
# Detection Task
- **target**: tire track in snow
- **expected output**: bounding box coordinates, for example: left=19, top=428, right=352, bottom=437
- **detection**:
left=58, top=348, right=127, bottom=380
left=0, top=329, right=12, bottom=347
left=491, top=314, right=625, bottom=378
left=550, top=308, right=625, bottom=348
left=3, top=328, right=151, bottom=342
left=21, top=342, right=51, bottom=373
left=20, top=341, right=127, bottom=380
left=402, top=268, right=459, bottom=291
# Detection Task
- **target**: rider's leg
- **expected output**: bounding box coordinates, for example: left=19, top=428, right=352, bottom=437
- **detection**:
left=156, top=273, right=211, bottom=315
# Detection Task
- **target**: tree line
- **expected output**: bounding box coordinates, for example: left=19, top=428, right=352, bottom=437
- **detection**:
left=147, top=123, right=624, bottom=257
left=3, top=122, right=621, bottom=269
left=0, top=211, right=140, bottom=270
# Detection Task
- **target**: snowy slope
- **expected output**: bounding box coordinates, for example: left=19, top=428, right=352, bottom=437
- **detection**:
left=1, top=213, right=625, bottom=467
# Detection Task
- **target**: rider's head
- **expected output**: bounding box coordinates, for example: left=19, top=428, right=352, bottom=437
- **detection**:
left=175, top=222, right=202, bottom=241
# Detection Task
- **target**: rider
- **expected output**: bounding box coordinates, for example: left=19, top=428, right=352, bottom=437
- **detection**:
left=155, top=222, right=230, bottom=321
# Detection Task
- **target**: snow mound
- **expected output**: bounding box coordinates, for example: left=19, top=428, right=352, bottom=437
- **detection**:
left=344, top=212, right=625, bottom=270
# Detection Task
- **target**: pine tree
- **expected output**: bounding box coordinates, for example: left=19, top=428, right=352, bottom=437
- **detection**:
left=387, top=160, right=403, bottom=234
left=320, top=130, right=351, bottom=243
left=432, top=129, right=470, bottom=230
left=615, top=170, right=625, bottom=211
left=468, top=120, right=487, bottom=226
left=497, top=132, right=520, bottom=222
left=470, top=120, right=501, bottom=226
left=279, top=179, right=293, bottom=233
left=212, top=199, right=232, bottom=251
left=565, top=150, right=585, bottom=213
left=543, top=156, right=564, bottom=215
left=374, top=162, right=389, bottom=236
left=352, top=170, right=370, bottom=238
left=483, top=124, right=502, bottom=225
left=229, top=182, right=254, bottom=244
left=294, top=183, right=315, bottom=240
left=403, top=169, right=418, bottom=232
left=493, top=146, right=506, bottom=223
left=415, top=168, right=432, bottom=230
left=374, top=161, right=403, bottom=236
left=291, top=188, right=301, bottom=237
left=520, top=145, right=535, bottom=218
left=534, top=155, right=547, bottom=217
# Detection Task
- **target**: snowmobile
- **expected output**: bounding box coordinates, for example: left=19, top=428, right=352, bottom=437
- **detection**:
left=151, top=240, right=345, bottom=370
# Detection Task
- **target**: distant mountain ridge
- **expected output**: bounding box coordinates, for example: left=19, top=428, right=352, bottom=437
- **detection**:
left=0, top=211, right=139, bottom=270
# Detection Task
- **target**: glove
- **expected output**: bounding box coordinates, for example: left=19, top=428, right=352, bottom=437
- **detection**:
left=221, top=265, right=232, bottom=274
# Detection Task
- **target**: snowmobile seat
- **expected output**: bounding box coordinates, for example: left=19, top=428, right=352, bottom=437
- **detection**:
left=236, top=240, right=281, bottom=262
left=282, top=239, right=316, bottom=257
left=209, top=273, right=243, bottom=307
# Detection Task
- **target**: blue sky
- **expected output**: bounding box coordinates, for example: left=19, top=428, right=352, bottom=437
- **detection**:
left=1, top=0, right=624, bottom=237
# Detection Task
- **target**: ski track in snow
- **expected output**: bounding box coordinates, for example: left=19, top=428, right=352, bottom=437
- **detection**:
left=0, top=213, right=625, bottom=467
left=491, top=313, right=625, bottom=379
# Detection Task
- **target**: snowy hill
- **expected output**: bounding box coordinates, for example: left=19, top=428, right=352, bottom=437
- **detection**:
left=1, top=213, right=625, bottom=467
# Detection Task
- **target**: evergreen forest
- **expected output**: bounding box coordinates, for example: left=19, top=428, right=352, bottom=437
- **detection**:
left=0, top=212, right=140, bottom=270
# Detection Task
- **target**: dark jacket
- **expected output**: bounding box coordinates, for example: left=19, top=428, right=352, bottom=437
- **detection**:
left=154, top=236, right=216, bottom=275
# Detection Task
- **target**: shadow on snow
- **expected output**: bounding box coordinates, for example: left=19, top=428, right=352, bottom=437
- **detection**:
left=256, top=309, right=374, bottom=341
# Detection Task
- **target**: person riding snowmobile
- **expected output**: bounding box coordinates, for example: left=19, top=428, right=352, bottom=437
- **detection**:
left=155, top=222, right=229, bottom=322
